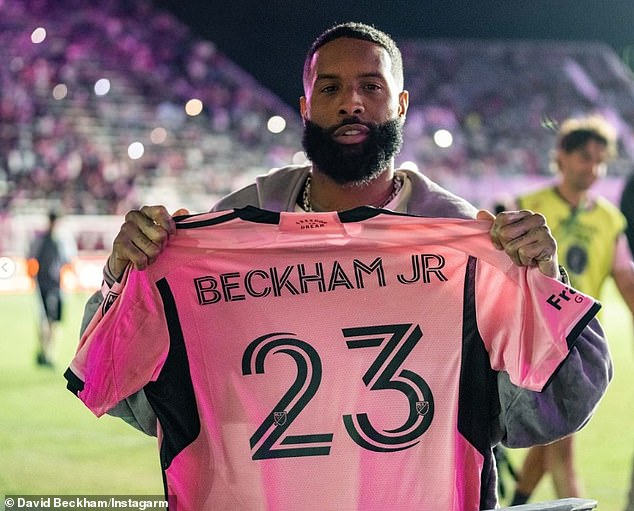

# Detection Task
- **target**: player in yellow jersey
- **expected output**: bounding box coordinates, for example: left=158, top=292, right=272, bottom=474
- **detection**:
left=511, top=115, right=634, bottom=504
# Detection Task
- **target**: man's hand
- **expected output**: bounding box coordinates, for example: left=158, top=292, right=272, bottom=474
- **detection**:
left=477, top=209, right=559, bottom=279
left=107, top=206, right=189, bottom=280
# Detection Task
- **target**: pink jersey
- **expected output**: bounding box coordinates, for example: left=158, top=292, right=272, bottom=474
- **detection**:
left=65, top=207, right=600, bottom=511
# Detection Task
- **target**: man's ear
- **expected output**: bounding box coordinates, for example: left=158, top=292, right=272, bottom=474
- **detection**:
left=398, top=90, right=409, bottom=118
left=299, top=96, right=308, bottom=124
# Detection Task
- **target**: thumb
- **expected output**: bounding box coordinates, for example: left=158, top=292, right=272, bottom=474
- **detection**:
left=477, top=209, right=503, bottom=250
left=476, top=209, right=495, bottom=222
left=537, top=255, right=559, bottom=279
left=171, top=208, right=190, bottom=217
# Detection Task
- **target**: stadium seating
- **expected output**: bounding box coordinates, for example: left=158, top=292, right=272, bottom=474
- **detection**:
left=1, top=0, right=633, bottom=223
left=0, top=0, right=303, bottom=216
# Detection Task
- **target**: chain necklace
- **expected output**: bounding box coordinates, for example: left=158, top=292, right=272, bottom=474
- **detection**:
left=301, top=173, right=404, bottom=212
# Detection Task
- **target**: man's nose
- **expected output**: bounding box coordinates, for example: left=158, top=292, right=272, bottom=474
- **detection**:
left=338, top=89, right=364, bottom=116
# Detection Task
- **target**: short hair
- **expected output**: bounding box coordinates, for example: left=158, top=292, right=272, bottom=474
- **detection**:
left=303, top=22, right=404, bottom=90
left=557, top=115, right=618, bottom=159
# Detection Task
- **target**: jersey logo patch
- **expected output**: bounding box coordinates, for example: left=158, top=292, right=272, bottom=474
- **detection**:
left=274, top=411, right=288, bottom=426
left=102, top=291, right=120, bottom=315
left=416, top=400, right=431, bottom=416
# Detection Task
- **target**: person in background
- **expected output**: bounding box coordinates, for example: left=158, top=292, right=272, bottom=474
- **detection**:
left=621, top=171, right=634, bottom=255
left=620, top=171, right=634, bottom=511
left=73, top=23, right=612, bottom=509
left=511, top=115, right=634, bottom=504
left=28, top=210, right=73, bottom=367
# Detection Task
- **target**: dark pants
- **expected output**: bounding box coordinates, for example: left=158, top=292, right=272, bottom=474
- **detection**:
left=38, top=283, right=62, bottom=322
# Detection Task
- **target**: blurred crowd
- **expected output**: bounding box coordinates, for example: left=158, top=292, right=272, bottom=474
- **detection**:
left=397, top=39, right=634, bottom=191
left=0, top=0, right=302, bottom=215
left=1, top=0, right=634, bottom=216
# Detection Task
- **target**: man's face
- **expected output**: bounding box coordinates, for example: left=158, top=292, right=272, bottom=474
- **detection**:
left=557, top=139, right=608, bottom=192
left=299, top=37, right=408, bottom=184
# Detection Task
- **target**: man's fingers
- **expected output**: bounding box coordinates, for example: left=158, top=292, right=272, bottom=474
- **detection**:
left=138, top=205, right=177, bottom=236
left=111, top=235, right=155, bottom=272
left=492, top=210, right=542, bottom=240
left=109, top=206, right=178, bottom=277
left=478, top=209, right=503, bottom=250
left=488, top=209, right=559, bottom=277
left=111, top=224, right=163, bottom=273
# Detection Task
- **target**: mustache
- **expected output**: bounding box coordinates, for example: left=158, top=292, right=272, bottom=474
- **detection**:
left=326, top=117, right=374, bottom=134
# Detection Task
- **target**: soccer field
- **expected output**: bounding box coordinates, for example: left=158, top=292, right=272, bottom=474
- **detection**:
left=0, top=292, right=163, bottom=497
left=1, top=282, right=632, bottom=509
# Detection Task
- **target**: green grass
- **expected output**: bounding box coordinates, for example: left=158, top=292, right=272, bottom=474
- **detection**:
left=0, top=292, right=163, bottom=496
left=1, top=283, right=632, bottom=508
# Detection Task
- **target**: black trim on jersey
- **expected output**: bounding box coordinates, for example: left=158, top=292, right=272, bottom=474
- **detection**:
left=175, top=210, right=241, bottom=229
left=236, top=206, right=280, bottom=223
left=541, top=300, right=602, bottom=391
left=339, top=206, right=395, bottom=221
left=144, top=278, right=201, bottom=475
left=230, top=204, right=392, bottom=224
left=64, top=368, right=84, bottom=396
left=457, top=256, right=499, bottom=509
left=567, top=301, right=601, bottom=349
left=175, top=205, right=418, bottom=230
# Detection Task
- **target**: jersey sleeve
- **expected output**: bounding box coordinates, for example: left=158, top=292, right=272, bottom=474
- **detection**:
left=65, top=266, right=170, bottom=417
left=476, top=262, right=601, bottom=391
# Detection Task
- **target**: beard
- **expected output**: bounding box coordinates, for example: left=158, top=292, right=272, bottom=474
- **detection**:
left=301, top=117, right=404, bottom=185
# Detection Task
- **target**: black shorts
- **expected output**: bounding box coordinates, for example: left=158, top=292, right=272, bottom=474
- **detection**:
left=38, top=285, right=62, bottom=322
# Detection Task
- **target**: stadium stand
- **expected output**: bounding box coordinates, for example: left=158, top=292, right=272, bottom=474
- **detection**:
left=397, top=39, right=634, bottom=205
left=0, top=0, right=303, bottom=218
left=2, top=0, right=634, bottom=261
